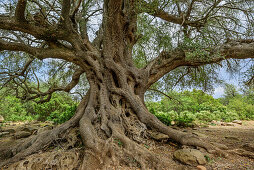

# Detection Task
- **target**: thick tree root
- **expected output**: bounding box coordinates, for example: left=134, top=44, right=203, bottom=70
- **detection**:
left=0, top=98, right=88, bottom=168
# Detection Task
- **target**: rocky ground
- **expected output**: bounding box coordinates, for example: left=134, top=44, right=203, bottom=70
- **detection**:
left=0, top=120, right=254, bottom=170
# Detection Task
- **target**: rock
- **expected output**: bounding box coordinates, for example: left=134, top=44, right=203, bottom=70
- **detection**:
left=221, top=122, right=227, bottom=126
left=197, top=165, right=207, bottom=170
left=0, top=131, right=10, bottom=137
left=19, top=126, right=38, bottom=133
left=226, top=122, right=235, bottom=126
left=15, top=131, right=31, bottom=139
left=149, top=131, right=169, bottom=141
left=2, top=128, right=16, bottom=133
left=37, top=126, right=53, bottom=134
left=173, top=149, right=206, bottom=165
left=45, top=120, right=54, bottom=124
left=0, top=115, right=4, bottom=123
left=232, top=120, right=242, bottom=125
left=211, top=120, right=222, bottom=126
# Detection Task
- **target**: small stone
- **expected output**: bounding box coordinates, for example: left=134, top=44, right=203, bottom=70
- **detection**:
left=226, top=122, right=235, bottom=126
left=15, top=131, right=31, bottom=139
left=149, top=131, right=169, bottom=141
left=19, top=126, right=38, bottom=133
left=221, top=122, right=226, bottom=126
left=197, top=165, right=206, bottom=170
left=37, top=126, right=53, bottom=134
left=3, top=128, right=16, bottom=133
left=0, top=131, right=10, bottom=137
left=232, top=120, right=242, bottom=125
left=0, top=115, right=4, bottom=123
left=173, top=149, right=206, bottom=165
left=171, top=121, right=176, bottom=125
left=45, top=120, right=54, bottom=124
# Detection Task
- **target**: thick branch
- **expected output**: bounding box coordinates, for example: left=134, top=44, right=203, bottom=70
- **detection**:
left=0, top=39, right=37, bottom=55
left=15, top=0, right=27, bottom=22
left=145, top=40, right=254, bottom=89
left=0, top=39, right=76, bottom=61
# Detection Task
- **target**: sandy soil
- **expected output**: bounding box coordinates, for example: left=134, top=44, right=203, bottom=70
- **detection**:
left=1, top=121, right=254, bottom=170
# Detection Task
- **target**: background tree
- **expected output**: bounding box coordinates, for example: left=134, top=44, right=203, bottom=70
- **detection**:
left=0, top=0, right=254, bottom=168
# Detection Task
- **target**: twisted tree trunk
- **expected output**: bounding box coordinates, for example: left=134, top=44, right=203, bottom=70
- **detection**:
left=0, top=0, right=227, bottom=169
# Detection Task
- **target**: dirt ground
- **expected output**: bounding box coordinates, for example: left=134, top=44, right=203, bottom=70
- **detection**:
left=151, top=121, right=254, bottom=170
left=0, top=121, right=254, bottom=170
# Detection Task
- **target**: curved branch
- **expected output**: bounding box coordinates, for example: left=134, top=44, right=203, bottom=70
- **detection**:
left=0, top=39, right=37, bottom=55
left=144, top=40, right=254, bottom=90
left=140, top=0, right=205, bottom=28
left=148, top=88, right=182, bottom=104
left=0, top=15, right=65, bottom=40
left=13, top=68, right=85, bottom=103
left=0, top=39, right=77, bottom=61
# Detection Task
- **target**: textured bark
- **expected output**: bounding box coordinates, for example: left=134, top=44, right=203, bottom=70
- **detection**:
left=1, top=0, right=254, bottom=169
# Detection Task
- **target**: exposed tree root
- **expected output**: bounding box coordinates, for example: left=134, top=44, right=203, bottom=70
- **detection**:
left=0, top=97, right=88, bottom=168
left=1, top=86, right=228, bottom=169
left=229, top=149, right=254, bottom=159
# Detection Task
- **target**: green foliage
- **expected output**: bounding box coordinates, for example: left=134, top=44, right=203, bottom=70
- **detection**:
left=0, top=96, right=36, bottom=121
left=47, top=105, right=77, bottom=124
left=154, top=111, right=178, bottom=125
left=31, top=92, right=77, bottom=121
left=0, top=92, right=77, bottom=123
left=147, top=88, right=254, bottom=127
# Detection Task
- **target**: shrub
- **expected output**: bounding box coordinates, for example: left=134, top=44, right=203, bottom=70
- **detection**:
left=196, top=111, right=216, bottom=122
left=47, top=104, right=77, bottom=124
left=177, top=111, right=196, bottom=126
left=154, top=111, right=172, bottom=126
left=0, top=96, right=36, bottom=121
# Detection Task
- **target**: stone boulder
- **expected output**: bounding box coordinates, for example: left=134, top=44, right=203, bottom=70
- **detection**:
left=149, top=131, right=169, bottom=141
left=232, top=120, right=242, bottom=125
left=173, top=148, right=206, bottom=165
left=37, top=126, right=53, bottom=134
left=197, top=165, right=207, bottom=170
left=0, top=132, right=10, bottom=137
left=18, top=126, right=38, bottom=133
left=15, top=131, right=32, bottom=139
left=2, top=128, right=16, bottom=133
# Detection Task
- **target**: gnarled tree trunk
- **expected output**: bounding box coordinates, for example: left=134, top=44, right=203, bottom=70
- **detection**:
left=1, top=0, right=240, bottom=169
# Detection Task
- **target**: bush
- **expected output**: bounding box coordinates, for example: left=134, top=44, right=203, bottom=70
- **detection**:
left=47, top=105, right=77, bottom=124
left=196, top=111, right=216, bottom=122
left=177, top=111, right=196, bottom=126
left=154, top=111, right=174, bottom=126
left=0, top=96, right=36, bottom=121
left=0, top=92, right=77, bottom=123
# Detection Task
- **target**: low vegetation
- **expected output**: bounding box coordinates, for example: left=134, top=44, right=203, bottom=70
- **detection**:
left=0, top=91, right=77, bottom=124
left=147, top=87, right=254, bottom=127
left=1, top=85, right=253, bottom=127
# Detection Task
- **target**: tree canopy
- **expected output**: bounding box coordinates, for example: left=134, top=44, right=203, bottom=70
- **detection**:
left=1, top=0, right=254, bottom=168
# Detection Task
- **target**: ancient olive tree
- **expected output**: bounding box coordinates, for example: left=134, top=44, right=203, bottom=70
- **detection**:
left=0, top=0, right=254, bottom=168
